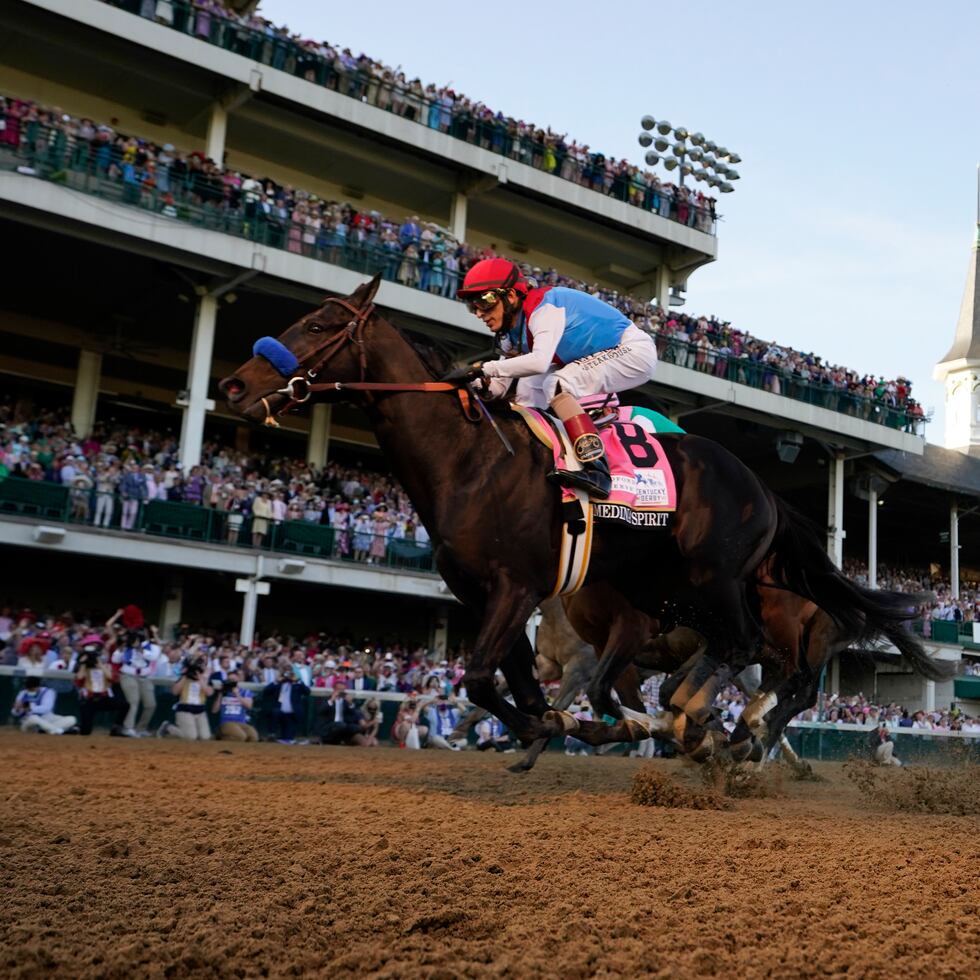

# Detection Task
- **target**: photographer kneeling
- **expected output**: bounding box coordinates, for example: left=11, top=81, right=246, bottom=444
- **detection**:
left=317, top=682, right=365, bottom=745
left=158, top=658, right=212, bottom=740
left=12, top=676, right=78, bottom=734
left=212, top=671, right=258, bottom=742
left=75, top=634, right=127, bottom=736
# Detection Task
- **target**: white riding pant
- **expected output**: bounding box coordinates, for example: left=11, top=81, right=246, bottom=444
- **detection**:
left=514, top=325, right=658, bottom=409
left=22, top=713, right=77, bottom=734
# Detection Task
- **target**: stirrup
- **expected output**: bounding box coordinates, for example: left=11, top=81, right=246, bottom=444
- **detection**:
left=548, top=459, right=611, bottom=500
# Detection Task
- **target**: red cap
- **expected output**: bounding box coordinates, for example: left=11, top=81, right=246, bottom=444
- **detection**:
left=457, top=258, right=526, bottom=298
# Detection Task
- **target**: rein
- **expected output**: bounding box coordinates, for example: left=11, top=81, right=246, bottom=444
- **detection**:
left=257, top=296, right=483, bottom=428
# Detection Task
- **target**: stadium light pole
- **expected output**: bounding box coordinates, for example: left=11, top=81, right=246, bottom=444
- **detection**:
left=638, top=115, right=742, bottom=195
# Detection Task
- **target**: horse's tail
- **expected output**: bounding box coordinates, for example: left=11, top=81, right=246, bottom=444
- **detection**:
left=766, top=497, right=954, bottom=681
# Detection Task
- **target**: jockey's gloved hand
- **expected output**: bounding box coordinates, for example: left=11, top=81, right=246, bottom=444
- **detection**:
left=441, top=362, right=484, bottom=385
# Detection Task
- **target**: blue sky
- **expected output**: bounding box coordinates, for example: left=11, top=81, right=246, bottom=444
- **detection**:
left=261, top=0, right=980, bottom=443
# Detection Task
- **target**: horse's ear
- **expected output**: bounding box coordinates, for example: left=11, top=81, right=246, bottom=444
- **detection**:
left=349, top=274, right=382, bottom=311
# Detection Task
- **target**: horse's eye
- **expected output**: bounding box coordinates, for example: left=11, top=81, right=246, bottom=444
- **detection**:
left=309, top=323, right=323, bottom=334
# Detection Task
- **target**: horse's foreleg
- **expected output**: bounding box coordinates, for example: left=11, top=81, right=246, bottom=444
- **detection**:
left=463, top=585, right=552, bottom=744
left=510, top=649, right=597, bottom=773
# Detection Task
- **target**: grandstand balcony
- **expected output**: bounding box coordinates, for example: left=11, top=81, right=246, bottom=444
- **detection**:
left=0, top=150, right=924, bottom=458
left=3, top=0, right=715, bottom=298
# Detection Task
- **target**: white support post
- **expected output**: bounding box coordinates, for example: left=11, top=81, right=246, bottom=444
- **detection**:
left=867, top=489, right=878, bottom=589
left=239, top=583, right=259, bottom=649
left=237, top=557, right=268, bottom=649
left=179, top=294, right=218, bottom=472
left=924, top=679, right=936, bottom=712
left=827, top=452, right=845, bottom=568
left=307, top=403, right=332, bottom=471
left=656, top=263, right=672, bottom=311
left=950, top=502, right=960, bottom=600
left=429, top=607, right=449, bottom=658
left=70, top=349, right=102, bottom=439
left=828, top=654, right=841, bottom=697
left=159, top=576, right=183, bottom=643
left=449, top=190, right=468, bottom=243
left=206, top=102, right=228, bottom=164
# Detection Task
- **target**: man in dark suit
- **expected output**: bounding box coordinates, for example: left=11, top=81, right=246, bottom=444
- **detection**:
left=348, top=666, right=376, bottom=692
left=263, top=668, right=309, bottom=743
left=317, top=682, right=363, bottom=745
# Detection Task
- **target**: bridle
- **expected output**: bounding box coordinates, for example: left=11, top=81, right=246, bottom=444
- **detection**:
left=258, top=296, right=479, bottom=427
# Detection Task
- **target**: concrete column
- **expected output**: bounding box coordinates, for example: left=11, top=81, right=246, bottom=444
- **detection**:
left=70, top=349, right=102, bottom=439
left=449, top=191, right=468, bottom=243
left=826, top=452, right=845, bottom=567
left=240, top=584, right=259, bottom=649
left=159, top=576, right=183, bottom=643
left=867, top=489, right=878, bottom=589
left=179, top=294, right=218, bottom=472
left=429, top=607, right=449, bottom=658
left=237, top=557, right=268, bottom=649
left=307, top=403, right=332, bottom=471
left=950, top=502, right=960, bottom=600
left=206, top=102, right=227, bottom=164
left=655, top=263, right=672, bottom=311
left=828, top=653, right=841, bottom=697
left=924, top=679, right=936, bottom=712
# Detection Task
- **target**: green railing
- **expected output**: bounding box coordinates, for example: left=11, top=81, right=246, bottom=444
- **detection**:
left=0, top=667, right=407, bottom=740
left=0, top=478, right=436, bottom=573
left=910, top=619, right=980, bottom=650
left=656, top=337, right=925, bottom=433
left=1, top=121, right=924, bottom=431
left=784, top=723, right=980, bottom=764
left=99, top=0, right=716, bottom=233
left=953, top=676, right=980, bottom=701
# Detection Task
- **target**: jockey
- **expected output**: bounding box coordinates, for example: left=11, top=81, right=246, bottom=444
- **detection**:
left=456, top=258, right=658, bottom=499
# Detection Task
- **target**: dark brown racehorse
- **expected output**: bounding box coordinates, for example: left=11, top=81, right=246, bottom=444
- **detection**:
left=220, top=276, right=950, bottom=756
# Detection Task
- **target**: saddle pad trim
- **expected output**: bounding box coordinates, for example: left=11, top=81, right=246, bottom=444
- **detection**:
left=548, top=489, right=594, bottom=598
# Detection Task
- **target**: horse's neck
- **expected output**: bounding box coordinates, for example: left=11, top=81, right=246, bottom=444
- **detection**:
left=356, top=321, right=474, bottom=537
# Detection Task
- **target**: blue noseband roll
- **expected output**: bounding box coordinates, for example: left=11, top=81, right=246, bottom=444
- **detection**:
left=253, top=336, right=300, bottom=378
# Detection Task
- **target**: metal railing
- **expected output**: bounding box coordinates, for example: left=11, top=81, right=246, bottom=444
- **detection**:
left=0, top=478, right=436, bottom=574
left=0, top=123, right=922, bottom=431
left=98, top=0, right=717, bottom=233
left=656, top=335, right=926, bottom=432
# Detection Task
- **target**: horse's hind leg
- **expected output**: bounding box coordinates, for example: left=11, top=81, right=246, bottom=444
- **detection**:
left=510, top=648, right=598, bottom=773
left=585, top=602, right=653, bottom=722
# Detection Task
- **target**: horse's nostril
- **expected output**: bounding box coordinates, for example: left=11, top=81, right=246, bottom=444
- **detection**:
left=221, top=376, right=246, bottom=399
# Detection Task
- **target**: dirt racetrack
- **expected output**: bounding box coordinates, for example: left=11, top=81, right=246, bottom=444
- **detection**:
left=1, top=732, right=977, bottom=979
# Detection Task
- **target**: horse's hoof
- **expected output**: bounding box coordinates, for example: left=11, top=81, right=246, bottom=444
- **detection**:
left=747, top=740, right=765, bottom=764
left=729, top=737, right=753, bottom=763
left=686, top=732, right=715, bottom=763
left=507, top=759, right=533, bottom=774
left=543, top=709, right=579, bottom=734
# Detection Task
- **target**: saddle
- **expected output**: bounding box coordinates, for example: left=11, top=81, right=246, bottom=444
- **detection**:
left=511, top=399, right=683, bottom=597
left=512, top=398, right=682, bottom=524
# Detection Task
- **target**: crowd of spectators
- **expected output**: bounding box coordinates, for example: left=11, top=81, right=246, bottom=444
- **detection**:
left=0, top=399, right=429, bottom=560
left=843, top=559, right=980, bottom=626
left=1, top=601, right=476, bottom=746
left=107, top=0, right=718, bottom=230
left=0, top=94, right=925, bottom=429
left=5, top=597, right=978, bottom=745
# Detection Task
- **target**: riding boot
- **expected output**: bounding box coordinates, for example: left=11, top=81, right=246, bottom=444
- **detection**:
left=547, top=391, right=611, bottom=500
left=548, top=454, right=612, bottom=499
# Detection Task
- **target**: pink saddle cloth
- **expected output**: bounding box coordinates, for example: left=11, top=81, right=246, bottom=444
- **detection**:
left=514, top=404, right=677, bottom=523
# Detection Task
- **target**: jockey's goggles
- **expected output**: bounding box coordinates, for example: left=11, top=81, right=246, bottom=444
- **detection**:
left=466, top=290, right=503, bottom=313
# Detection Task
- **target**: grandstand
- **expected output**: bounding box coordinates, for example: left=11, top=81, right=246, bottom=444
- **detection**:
left=1, top=0, right=979, bottom=719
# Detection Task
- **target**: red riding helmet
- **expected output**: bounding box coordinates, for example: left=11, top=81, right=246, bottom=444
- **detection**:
left=456, top=258, right=528, bottom=299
